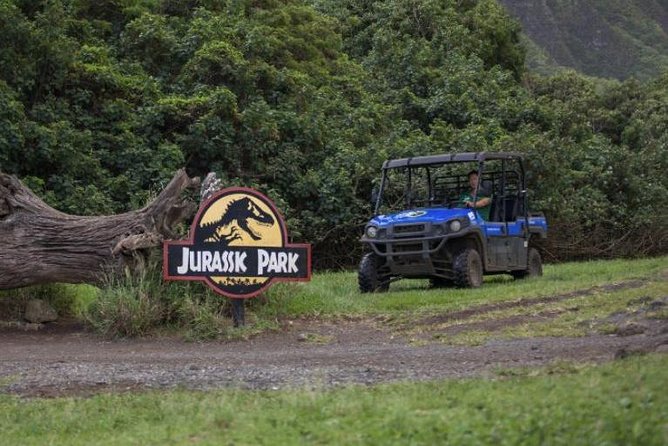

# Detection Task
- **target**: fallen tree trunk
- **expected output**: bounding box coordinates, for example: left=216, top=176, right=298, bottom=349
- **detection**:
left=0, top=169, right=200, bottom=289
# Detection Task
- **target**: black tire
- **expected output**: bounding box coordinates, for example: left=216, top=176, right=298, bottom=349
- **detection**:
left=429, top=277, right=452, bottom=288
left=512, top=247, right=543, bottom=279
left=453, top=248, right=483, bottom=288
left=358, top=253, right=389, bottom=293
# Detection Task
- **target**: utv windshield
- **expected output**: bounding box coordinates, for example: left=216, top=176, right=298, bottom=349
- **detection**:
left=375, top=162, right=479, bottom=215
left=374, top=158, right=524, bottom=216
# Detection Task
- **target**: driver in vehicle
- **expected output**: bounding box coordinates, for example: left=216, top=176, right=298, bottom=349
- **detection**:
left=458, top=170, right=491, bottom=220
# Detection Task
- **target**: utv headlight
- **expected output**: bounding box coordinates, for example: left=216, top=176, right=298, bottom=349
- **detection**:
left=366, top=226, right=379, bottom=238
left=449, top=220, right=462, bottom=232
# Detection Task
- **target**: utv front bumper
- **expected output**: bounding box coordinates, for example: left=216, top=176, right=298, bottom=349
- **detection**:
left=360, top=219, right=477, bottom=277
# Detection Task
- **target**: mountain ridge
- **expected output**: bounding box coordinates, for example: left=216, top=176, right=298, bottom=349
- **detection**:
left=498, top=0, right=668, bottom=79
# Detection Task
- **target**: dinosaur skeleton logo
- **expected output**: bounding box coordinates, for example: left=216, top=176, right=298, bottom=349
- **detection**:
left=164, top=187, right=311, bottom=298
left=197, top=197, right=276, bottom=246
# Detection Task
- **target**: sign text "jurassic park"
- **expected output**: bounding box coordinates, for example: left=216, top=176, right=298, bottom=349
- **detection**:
left=163, top=187, right=311, bottom=298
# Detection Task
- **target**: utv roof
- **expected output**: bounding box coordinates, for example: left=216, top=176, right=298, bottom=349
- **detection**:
left=382, top=152, right=523, bottom=169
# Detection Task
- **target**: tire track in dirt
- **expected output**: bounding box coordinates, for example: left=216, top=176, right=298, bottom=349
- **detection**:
left=419, top=279, right=646, bottom=327
left=433, top=309, right=575, bottom=336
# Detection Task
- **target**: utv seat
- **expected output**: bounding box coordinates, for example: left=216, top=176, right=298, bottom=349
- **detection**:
left=480, top=179, right=494, bottom=197
left=489, top=195, right=519, bottom=222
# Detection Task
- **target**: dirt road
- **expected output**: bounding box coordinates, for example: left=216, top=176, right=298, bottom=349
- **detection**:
left=2, top=312, right=666, bottom=397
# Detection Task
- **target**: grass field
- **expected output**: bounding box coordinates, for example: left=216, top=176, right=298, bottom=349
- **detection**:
left=252, top=257, right=668, bottom=343
left=1, top=355, right=666, bottom=445
left=1, top=257, right=666, bottom=445
left=259, top=256, right=667, bottom=318
left=5, top=256, right=666, bottom=340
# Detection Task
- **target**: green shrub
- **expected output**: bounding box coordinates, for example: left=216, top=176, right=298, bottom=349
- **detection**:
left=176, top=295, right=231, bottom=340
left=0, top=283, right=95, bottom=321
left=84, top=266, right=232, bottom=339
left=85, top=271, right=167, bottom=337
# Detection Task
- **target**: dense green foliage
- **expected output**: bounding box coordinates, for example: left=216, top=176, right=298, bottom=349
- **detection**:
left=2, top=354, right=667, bottom=445
left=500, top=0, right=668, bottom=80
left=0, top=0, right=666, bottom=266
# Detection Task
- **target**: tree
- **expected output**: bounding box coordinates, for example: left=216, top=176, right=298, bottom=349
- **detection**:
left=0, top=169, right=198, bottom=289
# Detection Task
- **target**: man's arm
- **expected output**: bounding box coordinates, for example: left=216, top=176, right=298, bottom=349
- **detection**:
left=465, top=196, right=491, bottom=209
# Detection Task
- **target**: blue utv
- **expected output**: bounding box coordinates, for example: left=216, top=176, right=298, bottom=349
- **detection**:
left=359, top=152, right=548, bottom=291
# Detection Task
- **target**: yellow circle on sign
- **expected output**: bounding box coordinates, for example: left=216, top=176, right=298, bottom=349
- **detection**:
left=199, top=193, right=282, bottom=247
left=199, top=193, right=282, bottom=287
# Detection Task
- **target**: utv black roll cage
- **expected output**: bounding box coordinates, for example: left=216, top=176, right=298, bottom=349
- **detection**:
left=374, top=152, right=527, bottom=224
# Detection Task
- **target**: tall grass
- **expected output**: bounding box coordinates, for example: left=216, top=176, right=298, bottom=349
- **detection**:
left=85, top=268, right=232, bottom=339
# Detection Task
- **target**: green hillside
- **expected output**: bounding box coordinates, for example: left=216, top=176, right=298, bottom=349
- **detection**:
left=499, top=0, right=668, bottom=80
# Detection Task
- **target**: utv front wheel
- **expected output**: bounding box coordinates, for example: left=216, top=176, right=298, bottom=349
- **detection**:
left=358, top=253, right=389, bottom=293
left=512, top=248, right=543, bottom=279
left=453, top=248, right=483, bottom=288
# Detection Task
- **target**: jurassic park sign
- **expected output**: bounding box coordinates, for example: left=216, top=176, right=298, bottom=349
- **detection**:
left=163, top=187, right=311, bottom=298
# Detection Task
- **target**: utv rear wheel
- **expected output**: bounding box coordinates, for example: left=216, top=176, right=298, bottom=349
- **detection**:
left=453, top=248, right=483, bottom=288
left=358, top=253, right=389, bottom=293
left=512, top=248, right=543, bottom=279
